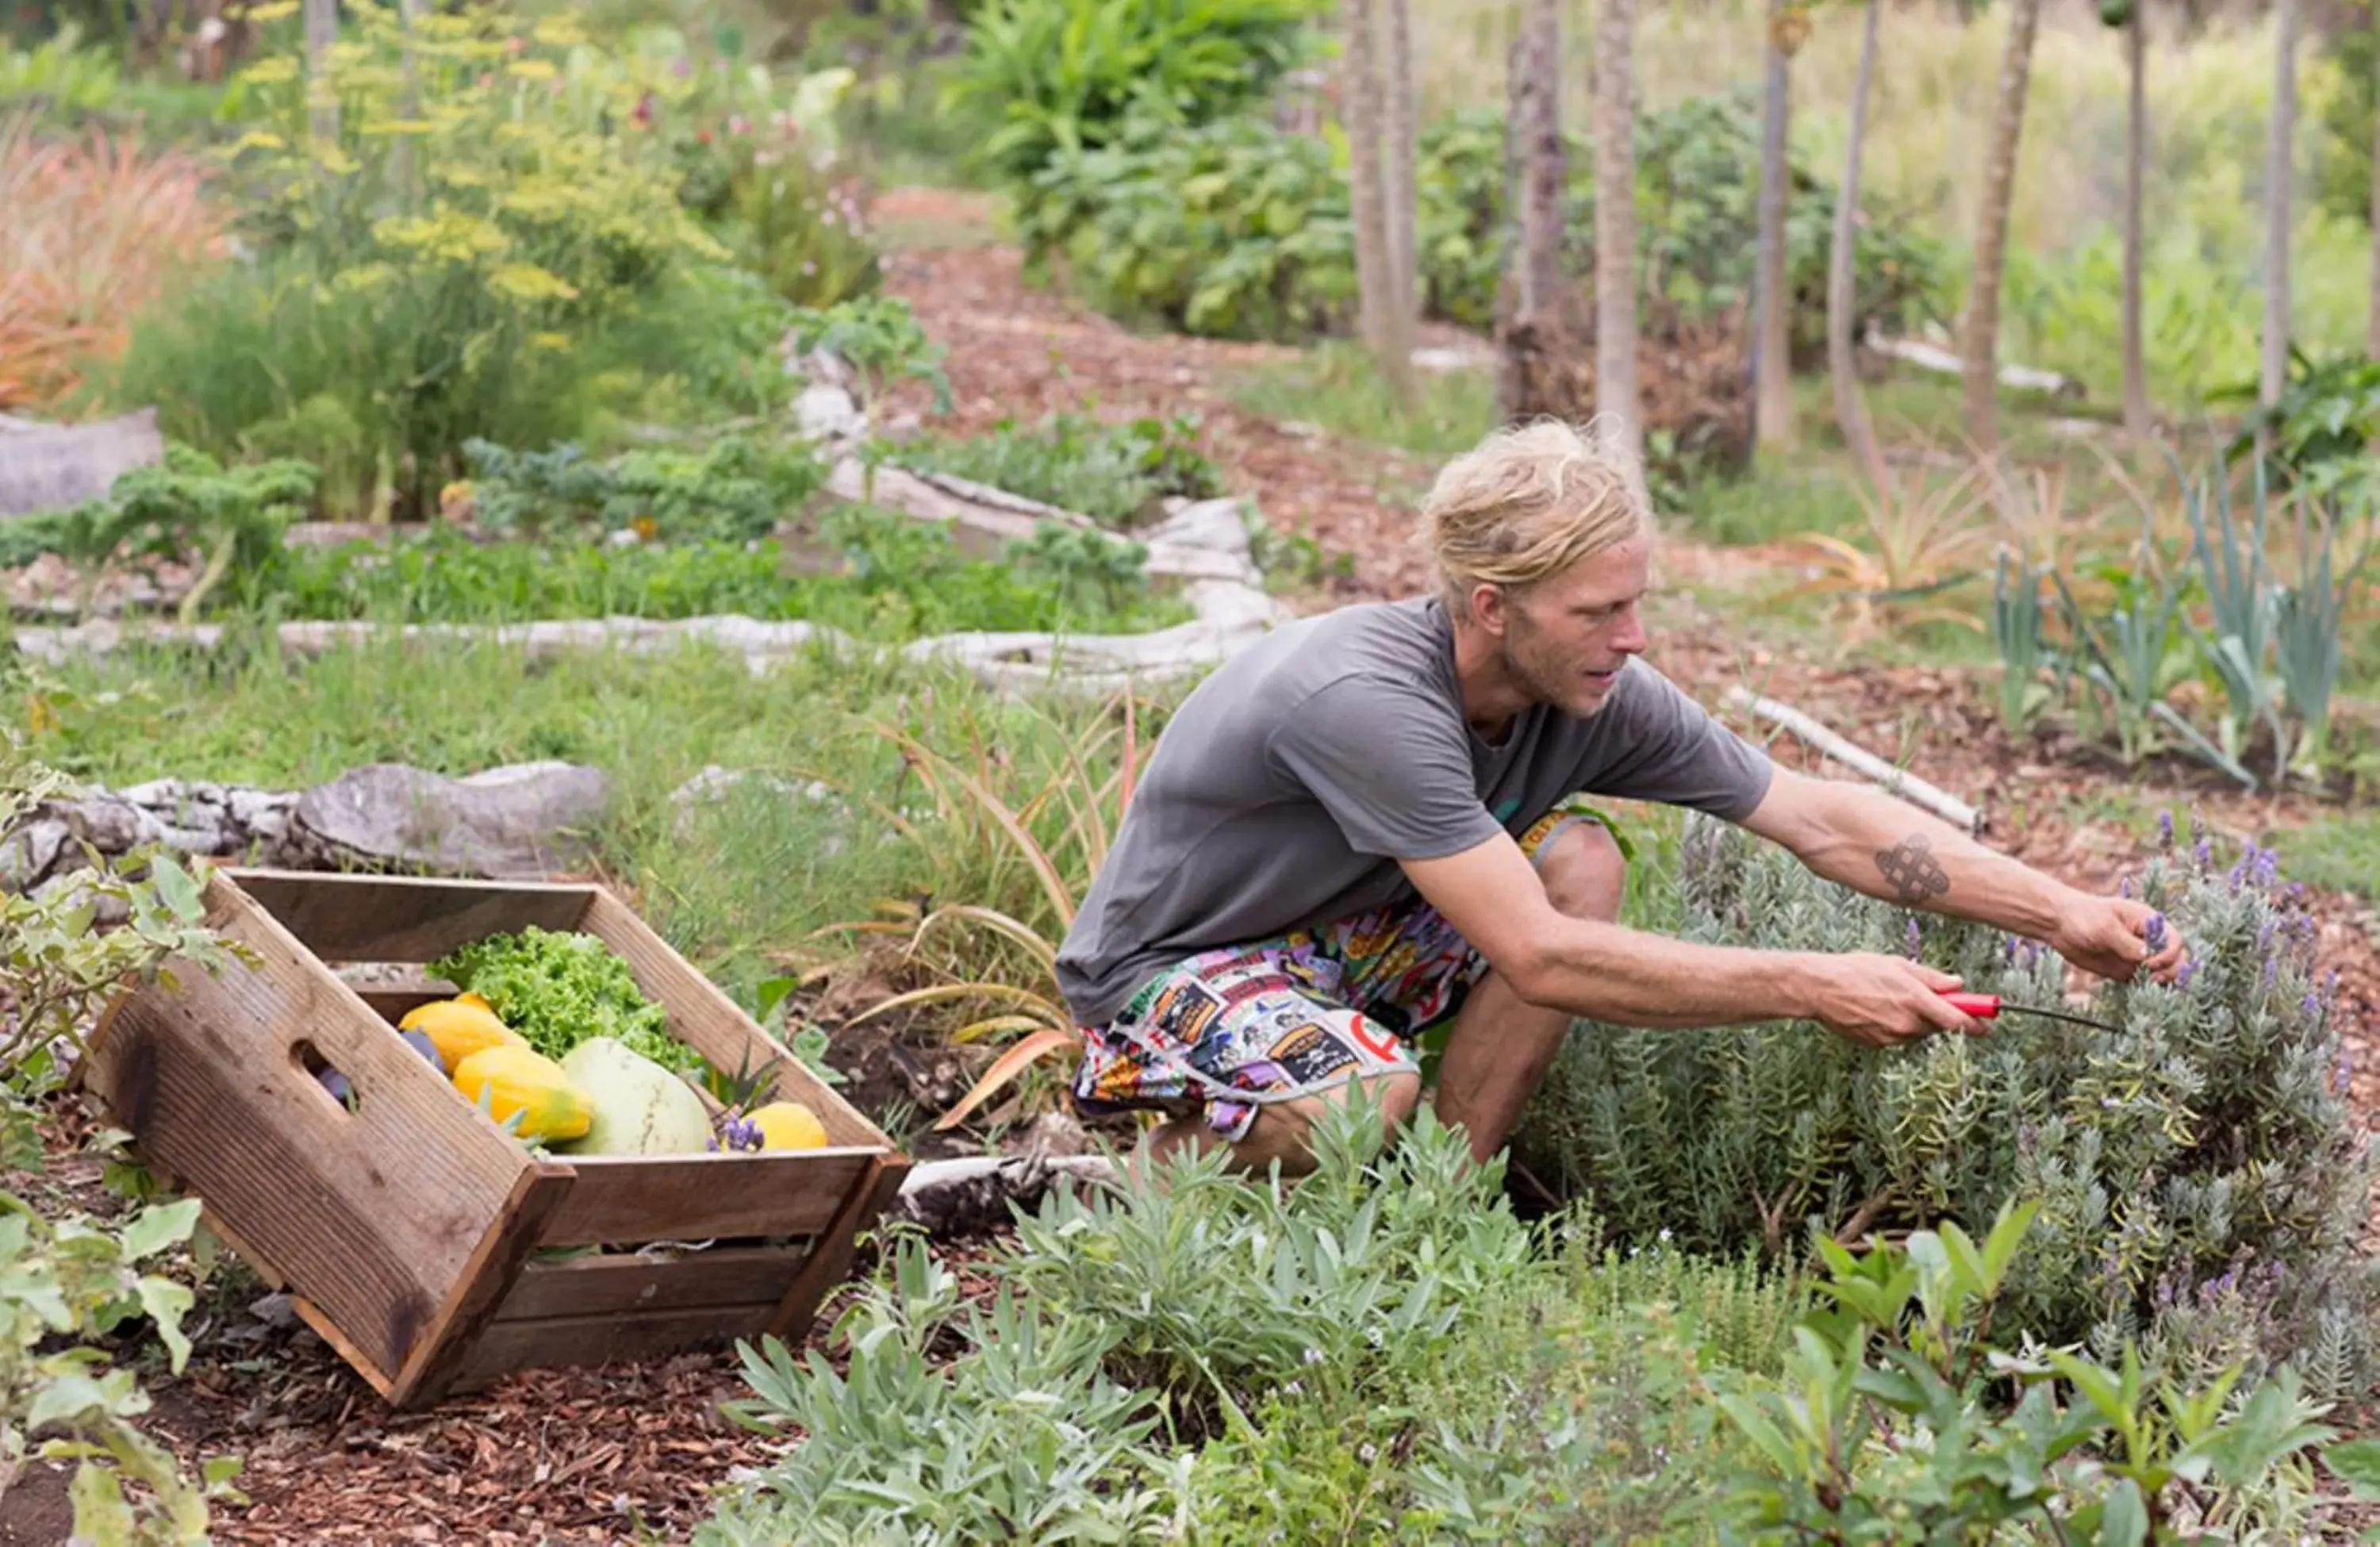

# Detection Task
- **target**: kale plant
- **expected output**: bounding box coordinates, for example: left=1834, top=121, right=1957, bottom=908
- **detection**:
left=1511, top=811, right=2379, bottom=1399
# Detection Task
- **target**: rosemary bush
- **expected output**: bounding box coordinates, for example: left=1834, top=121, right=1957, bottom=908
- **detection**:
left=1511, top=811, right=2378, bottom=1399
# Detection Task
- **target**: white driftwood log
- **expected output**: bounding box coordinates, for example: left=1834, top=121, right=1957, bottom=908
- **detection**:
left=886, top=1154, right=1121, bottom=1238
left=1724, top=685, right=1983, bottom=834
left=1864, top=329, right=2081, bottom=401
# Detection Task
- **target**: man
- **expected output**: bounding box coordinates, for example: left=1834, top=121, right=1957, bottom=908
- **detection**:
left=1054, top=420, right=2186, bottom=1177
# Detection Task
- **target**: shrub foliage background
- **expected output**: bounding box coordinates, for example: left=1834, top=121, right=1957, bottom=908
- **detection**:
left=1511, top=811, right=2378, bottom=1398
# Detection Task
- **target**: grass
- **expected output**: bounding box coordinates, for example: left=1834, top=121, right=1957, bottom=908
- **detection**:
left=1226, top=342, right=1499, bottom=459
left=2269, top=808, right=2380, bottom=901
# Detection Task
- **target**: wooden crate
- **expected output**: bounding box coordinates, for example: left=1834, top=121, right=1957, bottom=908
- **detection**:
left=80, top=867, right=911, bottom=1410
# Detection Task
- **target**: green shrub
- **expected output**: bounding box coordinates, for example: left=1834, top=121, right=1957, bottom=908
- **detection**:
left=458, top=433, right=827, bottom=543
left=1019, top=90, right=1948, bottom=347
left=1511, top=812, right=2380, bottom=1400
left=895, top=411, right=1224, bottom=527
left=950, top=0, right=1322, bottom=188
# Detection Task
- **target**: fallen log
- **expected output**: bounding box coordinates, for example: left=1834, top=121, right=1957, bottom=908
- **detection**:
left=885, top=1154, right=1121, bottom=1238
left=1723, top=685, right=1983, bottom=835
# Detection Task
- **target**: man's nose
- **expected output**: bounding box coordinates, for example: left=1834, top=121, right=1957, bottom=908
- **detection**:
left=1610, top=605, right=1649, bottom=654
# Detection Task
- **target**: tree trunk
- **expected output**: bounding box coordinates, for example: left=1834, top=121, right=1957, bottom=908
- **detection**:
left=1960, top=0, right=2044, bottom=453
left=2367, top=17, right=2380, bottom=360
left=2261, top=0, right=2299, bottom=429
left=304, top=0, right=339, bottom=141
left=1515, top=0, right=1565, bottom=321
left=2122, top=0, right=2152, bottom=440
left=1383, top=0, right=1420, bottom=328
left=1829, top=0, right=1885, bottom=489
left=1339, top=0, right=1411, bottom=405
left=1753, top=0, right=1798, bottom=451
left=1594, top=0, right=1641, bottom=463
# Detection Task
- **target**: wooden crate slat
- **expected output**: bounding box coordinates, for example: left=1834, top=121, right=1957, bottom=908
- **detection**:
left=537, top=1150, right=874, bottom=1247
left=494, top=1246, right=812, bottom=1322
left=84, top=874, right=532, bottom=1384
left=224, top=868, right=597, bottom=964
left=389, top=1161, right=578, bottom=1408
left=445, top=1303, right=781, bottom=1395
left=575, top=892, right=889, bottom=1148
left=767, top=1156, right=908, bottom=1339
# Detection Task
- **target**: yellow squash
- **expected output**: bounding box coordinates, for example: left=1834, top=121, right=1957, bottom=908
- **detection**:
left=401, top=996, right=527, bottom=1072
left=451, top=1044, right=593, bottom=1142
left=746, top=1100, right=830, bottom=1151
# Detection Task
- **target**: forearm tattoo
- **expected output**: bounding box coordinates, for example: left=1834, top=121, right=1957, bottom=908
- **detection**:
left=1875, top=835, right=1952, bottom=906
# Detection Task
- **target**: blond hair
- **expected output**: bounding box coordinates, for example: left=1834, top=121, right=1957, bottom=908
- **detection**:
left=1420, top=416, right=1653, bottom=619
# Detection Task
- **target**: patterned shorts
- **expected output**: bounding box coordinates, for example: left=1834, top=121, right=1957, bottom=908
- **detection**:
left=1070, top=806, right=1608, bottom=1144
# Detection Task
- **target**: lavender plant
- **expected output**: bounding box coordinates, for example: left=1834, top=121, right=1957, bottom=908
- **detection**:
left=1511, top=810, right=2378, bottom=1399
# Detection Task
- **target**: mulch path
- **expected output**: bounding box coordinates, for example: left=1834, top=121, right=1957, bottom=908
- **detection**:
left=9, top=192, right=2378, bottom=1541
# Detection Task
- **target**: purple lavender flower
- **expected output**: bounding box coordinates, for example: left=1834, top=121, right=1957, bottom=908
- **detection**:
left=2253, top=846, right=2279, bottom=888
left=2261, top=954, right=2278, bottom=991
left=2257, top=919, right=2276, bottom=955
left=1906, top=917, right=1922, bottom=958
left=2196, top=835, right=2213, bottom=869
left=2144, top=913, right=2168, bottom=952
left=2176, top=960, right=2198, bottom=990
left=2159, top=811, right=2175, bottom=849
left=2121, top=874, right=2135, bottom=900
left=2302, top=991, right=2323, bottom=1019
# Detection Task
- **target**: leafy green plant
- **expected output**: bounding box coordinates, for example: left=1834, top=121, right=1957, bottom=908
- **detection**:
left=1990, top=547, right=2052, bottom=737
left=1513, top=812, right=2380, bottom=1397
left=46, top=443, right=316, bottom=624
left=0, top=743, right=251, bottom=1542
left=896, top=410, right=1223, bottom=527
left=458, top=433, right=826, bottom=543
left=950, top=0, right=1319, bottom=189
left=785, top=294, right=952, bottom=414
left=432, top=924, right=689, bottom=1071
left=1715, top=1201, right=2337, bottom=1543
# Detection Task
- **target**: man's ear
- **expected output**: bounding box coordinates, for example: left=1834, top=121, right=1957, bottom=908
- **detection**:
left=1469, top=582, right=1510, bottom=638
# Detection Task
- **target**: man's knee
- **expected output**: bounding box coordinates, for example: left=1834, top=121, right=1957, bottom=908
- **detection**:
left=1536, top=819, right=1626, bottom=920
left=1248, top=1069, right=1423, bottom=1169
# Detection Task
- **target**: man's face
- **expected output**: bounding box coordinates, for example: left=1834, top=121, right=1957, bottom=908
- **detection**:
left=1484, top=536, right=1653, bottom=717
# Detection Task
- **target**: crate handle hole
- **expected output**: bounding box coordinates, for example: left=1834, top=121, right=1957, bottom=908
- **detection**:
left=292, top=1039, right=360, bottom=1116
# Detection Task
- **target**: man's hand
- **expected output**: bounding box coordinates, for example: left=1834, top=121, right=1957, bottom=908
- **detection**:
left=2050, top=894, right=2188, bottom=985
left=1800, top=952, right=1985, bottom=1048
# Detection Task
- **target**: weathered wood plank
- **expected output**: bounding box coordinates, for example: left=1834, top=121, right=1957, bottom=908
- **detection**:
left=537, top=1151, right=875, bottom=1248
left=576, top=891, right=890, bottom=1149
left=388, top=1161, right=578, bottom=1409
left=447, top=1303, right=779, bottom=1394
left=82, top=873, right=531, bottom=1382
left=223, top=868, right=597, bottom=964
left=493, top=1246, right=809, bottom=1322
left=766, top=1155, right=909, bottom=1342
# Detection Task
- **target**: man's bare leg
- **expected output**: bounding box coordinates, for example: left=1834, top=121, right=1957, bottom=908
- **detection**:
left=1134, top=1070, right=1422, bottom=1184
left=1432, top=820, right=1627, bottom=1165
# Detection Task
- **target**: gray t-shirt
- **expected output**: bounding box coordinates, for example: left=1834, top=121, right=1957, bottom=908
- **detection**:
left=1054, top=595, right=1776, bottom=1026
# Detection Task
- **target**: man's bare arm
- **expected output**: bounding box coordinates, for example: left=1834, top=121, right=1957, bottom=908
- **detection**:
left=1737, top=769, right=2186, bottom=983
left=1400, top=833, right=1978, bottom=1045
left=1737, top=769, right=2077, bottom=933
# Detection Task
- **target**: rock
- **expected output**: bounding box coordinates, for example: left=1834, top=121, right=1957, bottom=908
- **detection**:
left=32, top=869, right=129, bottom=929
left=55, top=797, right=163, bottom=854
left=795, top=383, right=866, bottom=445
left=1000, top=1109, right=1091, bottom=1164
left=0, top=407, right=165, bottom=517
left=0, top=818, right=69, bottom=891
left=289, top=761, right=613, bottom=880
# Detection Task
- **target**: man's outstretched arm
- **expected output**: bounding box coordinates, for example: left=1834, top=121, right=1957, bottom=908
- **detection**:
left=1735, top=767, right=2187, bottom=984
left=1400, top=835, right=1984, bottom=1046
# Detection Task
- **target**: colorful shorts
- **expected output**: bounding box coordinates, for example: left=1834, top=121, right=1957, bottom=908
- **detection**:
left=1070, top=806, right=1607, bottom=1143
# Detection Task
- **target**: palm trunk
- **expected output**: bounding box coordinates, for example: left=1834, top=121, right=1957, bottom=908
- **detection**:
left=1516, top=0, right=1565, bottom=321
left=1383, top=0, right=1420, bottom=328
left=1829, top=0, right=1885, bottom=489
left=2261, top=0, right=2299, bottom=432
left=2367, top=25, right=2380, bottom=359
left=1960, top=0, right=2044, bottom=453
left=2122, top=0, right=2151, bottom=440
left=1340, top=0, right=1411, bottom=404
left=1593, top=0, right=1641, bottom=463
left=1753, top=0, right=1798, bottom=450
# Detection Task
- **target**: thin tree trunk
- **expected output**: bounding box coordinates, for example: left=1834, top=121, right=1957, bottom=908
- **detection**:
left=1753, top=0, right=1798, bottom=450
left=1383, top=0, right=1420, bottom=328
left=304, top=0, right=338, bottom=140
left=1516, top=0, right=1564, bottom=321
left=2122, top=0, right=2152, bottom=440
left=1829, top=0, right=1885, bottom=489
left=1960, top=0, right=2044, bottom=453
left=2367, top=23, right=2380, bottom=359
left=1594, top=0, right=1641, bottom=463
left=1340, top=0, right=1411, bottom=404
left=2260, top=0, right=2299, bottom=432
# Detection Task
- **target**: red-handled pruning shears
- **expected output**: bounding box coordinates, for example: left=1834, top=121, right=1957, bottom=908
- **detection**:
left=1937, top=989, right=2121, bottom=1033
